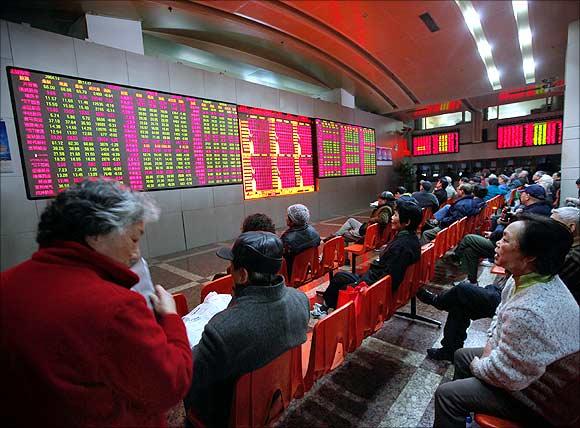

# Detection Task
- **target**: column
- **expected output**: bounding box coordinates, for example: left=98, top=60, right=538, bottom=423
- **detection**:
left=561, top=20, right=579, bottom=206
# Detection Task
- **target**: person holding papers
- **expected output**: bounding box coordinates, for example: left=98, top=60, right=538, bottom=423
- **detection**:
left=184, top=231, right=309, bottom=428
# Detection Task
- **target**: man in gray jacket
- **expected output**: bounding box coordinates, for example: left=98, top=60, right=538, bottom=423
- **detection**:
left=184, top=231, right=310, bottom=428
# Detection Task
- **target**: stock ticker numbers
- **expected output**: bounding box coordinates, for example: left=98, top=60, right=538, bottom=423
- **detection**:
left=412, top=131, right=460, bottom=156
left=7, top=67, right=242, bottom=198
left=237, top=106, right=315, bottom=200
left=497, top=118, right=562, bottom=149
left=315, top=119, right=376, bottom=177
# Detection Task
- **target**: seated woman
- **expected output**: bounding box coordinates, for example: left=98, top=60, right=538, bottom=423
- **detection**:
left=312, top=199, right=421, bottom=317
left=434, top=215, right=579, bottom=428
left=280, top=204, right=320, bottom=277
left=0, top=179, right=193, bottom=428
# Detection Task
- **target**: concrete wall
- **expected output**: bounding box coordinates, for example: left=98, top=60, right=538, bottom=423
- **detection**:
left=0, top=20, right=400, bottom=270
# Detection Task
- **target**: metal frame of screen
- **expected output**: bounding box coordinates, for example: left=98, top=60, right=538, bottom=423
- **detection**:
left=412, top=130, right=460, bottom=157
left=314, top=118, right=377, bottom=178
left=237, top=105, right=316, bottom=200
left=496, top=116, right=563, bottom=150
left=6, top=66, right=243, bottom=200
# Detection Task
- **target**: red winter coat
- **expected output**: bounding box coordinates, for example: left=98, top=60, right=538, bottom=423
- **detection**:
left=0, top=241, right=193, bottom=427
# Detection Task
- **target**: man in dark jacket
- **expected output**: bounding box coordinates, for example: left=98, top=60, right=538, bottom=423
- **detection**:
left=412, top=180, right=440, bottom=213
left=185, top=231, right=310, bottom=427
left=280, top=204, right=321, bottom=277
left=434, top=178, right=450, bottom=206
left=312, top=199, right=422, bottom=315
left=421, top=184, right=480, bottom=244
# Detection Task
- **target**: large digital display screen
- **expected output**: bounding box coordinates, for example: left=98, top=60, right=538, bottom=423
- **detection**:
left=237, top=106, right=315, bottom=199
left=497, top=118, right=562, bottom=149
left=7, top=67, right=242, bottom=199
left=315, top=119, right=376, bottom=177
left=412, top=131, right=460, bottom=156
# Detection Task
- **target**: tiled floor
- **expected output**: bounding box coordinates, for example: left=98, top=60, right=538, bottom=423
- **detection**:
left=150, top=209, right=494, bottom=428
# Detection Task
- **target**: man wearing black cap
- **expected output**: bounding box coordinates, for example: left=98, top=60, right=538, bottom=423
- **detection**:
left=412, top=180, right=440, bottom=213
left=326, top=191, right=396, bottom=245
left=184, top=231, right=309, bottom=428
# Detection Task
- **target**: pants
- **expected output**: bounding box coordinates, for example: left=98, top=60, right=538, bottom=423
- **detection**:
left=421, top=226, right=441, bottom=245
left=454, top=235, right=496, bottom=283
left=434, top=348, right=547, bottom=428
left=434, top=283, right=501, bottom=352
left=322, top=271, right=360, bottom=309
left=335, top=218, right=362, bottom=243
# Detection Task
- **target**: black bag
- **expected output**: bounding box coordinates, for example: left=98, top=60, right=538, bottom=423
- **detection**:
left=358, top=222, right=368, bottom=236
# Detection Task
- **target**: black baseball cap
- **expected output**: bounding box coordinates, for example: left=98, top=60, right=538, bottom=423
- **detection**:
left=216, top=231, right=283, bottom=274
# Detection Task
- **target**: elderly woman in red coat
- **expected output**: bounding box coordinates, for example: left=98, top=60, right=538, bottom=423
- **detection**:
left=1, top=179, right=193, bottom=427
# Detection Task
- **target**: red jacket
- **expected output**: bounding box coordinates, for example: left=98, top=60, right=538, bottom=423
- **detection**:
left=0, top=241, right=193, bottom=427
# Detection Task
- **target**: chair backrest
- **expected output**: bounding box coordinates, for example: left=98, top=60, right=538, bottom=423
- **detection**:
left=304, top=301, right=355, bottom=390
left=457, top=217, right=468, bottom=241
left=377, top=222, right=393, bottom=247
left=200, top=274, right=235, bottom=302
left=419, top=207, right=433, bottom=231
left=434, top=227, right=448, bottom=259
left=358, top=275, right=392, bottom=342
left=362, top=223, right=379, bottom=251
left=508, top=188, right=517, bottom=206
left=392, top=259, right=418, bottom=313
left=417, top=243, right=436, bottom=288
left=278, top=258, right=289, bottom=284
left=230, top=346, right=303, bottom=428
left=318, top=237, right=345, bottom=277
left=289, top=246, right=320, bottom=287
left=173, top=293, right=189, bottom=317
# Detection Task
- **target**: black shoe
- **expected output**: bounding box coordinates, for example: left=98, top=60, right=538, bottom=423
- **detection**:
left=343, top=257, right=351, bottom=266
left=416, top=287, right=438, bottom=306
left=427, top=347, right=454, bottom=361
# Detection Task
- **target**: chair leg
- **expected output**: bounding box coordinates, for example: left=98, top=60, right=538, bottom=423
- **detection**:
left=395, top=297, right=441, bottom=327
left=351, top=254, right=357, bottom=274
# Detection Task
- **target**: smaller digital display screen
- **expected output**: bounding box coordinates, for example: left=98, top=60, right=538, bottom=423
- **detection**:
left=237, top=106, right=315, bottom=200
left=315, top=119, right=376, bottom=177
left=497, top=118, right=562, bottom=149
left=412, top=131, right=460, bottom=156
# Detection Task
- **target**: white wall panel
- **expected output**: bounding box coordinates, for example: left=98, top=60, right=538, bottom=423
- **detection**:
left=213, top=184, right=244, bottom=207
left=204, top=71, right=236, bottom=103
left=235, top=80, right=264, bottom=108
left=0, top=176, right=38, bottom=235
left=259, top=85, right=280, bottom=111
left=215, top=204, right=244, bottom=242
left=183, top=208, right=218, bottom=248
left=169, top=62, right=205, bottom=98
left=1, top=20, right=12, bottom=60
left=73, top=39, right=128, bottom=84
left=148, top=189, right=182, bottom=214
left=126, top=52, right=170, bottom=91
left=0, top=231, right=37, bottom=271
left=145, top=212, right=186, bottom=257
left=279, top=91, right=299, bottom=115
left=181, top=187, right=214, bottom=211
left=9, top=22, right=77, bottom=75
left=1, top=58, right=14, bottom=119
left=296, top=94, right=314, bottom=117
left=1, top=118, right=24, bottom=177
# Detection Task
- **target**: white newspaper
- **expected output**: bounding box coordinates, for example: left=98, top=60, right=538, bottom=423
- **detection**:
left=182, top=292, right=232, bottom=348
left=130, top=257, right=155, bottom=310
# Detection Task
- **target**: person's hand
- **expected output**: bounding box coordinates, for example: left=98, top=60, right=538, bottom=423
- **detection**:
left=150, top=284, right=177, bottom=316
left=483, top=231, right=492, bottom=238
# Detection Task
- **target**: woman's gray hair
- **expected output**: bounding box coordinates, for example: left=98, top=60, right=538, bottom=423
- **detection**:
left=552, top=207, right=580, bottom=230
left=287, top=204, right=310, bottom=226
left=37, top=178, right=160, bottom=246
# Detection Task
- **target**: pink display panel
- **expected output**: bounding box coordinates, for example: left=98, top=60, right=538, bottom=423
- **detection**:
left=315, top=119, right=376, bottom=177
left=412, top=131, right=460, bottom=156
left=7, top=67, right=242, bottom=199
left=497, top=118, right=562, bottom=149
left=237, top=106, right=315, bottom=199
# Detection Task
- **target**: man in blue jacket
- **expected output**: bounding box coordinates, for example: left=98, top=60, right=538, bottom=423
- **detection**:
left=421, top=183, right=481, bottom=244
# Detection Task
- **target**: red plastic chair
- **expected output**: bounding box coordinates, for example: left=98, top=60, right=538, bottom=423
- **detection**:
left=391, top=259, right=418, bottom=315
left=345, top=222, right=379, bottom=274
left=288, top=246, right=320, bottom=288
left=457, top=217, right=468, bottom=241
left=317, top=236, right=345, bottom=280
left=434, top=227, right=449, bottom=260
left=303, top=301, right=356, bottom=390
left=173, top=293, right=189, bottom=317
left=417, top=243, right=436, bottom=289
left=474, top=414, right=523, bottom=428
left=200, top=274, right=234, bottom=302
left=356, top=275, right=392, bottom=344
left=419, top=207, right=433, bottom=231
left=221, top=346, right=303, bottom=428
left=507, top=188, right=517, bottom=206
left=377, top=222, right=393, bottom=248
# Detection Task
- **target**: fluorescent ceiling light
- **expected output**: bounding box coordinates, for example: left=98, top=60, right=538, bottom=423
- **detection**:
left=455, top=1, right=502, bottom=90
left=512, top=1, right=535, bottom=84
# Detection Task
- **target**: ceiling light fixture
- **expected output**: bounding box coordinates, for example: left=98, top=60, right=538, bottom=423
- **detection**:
left=455, top=1, right=502, bottom=90
left=512, top=1, right=535, bottom=84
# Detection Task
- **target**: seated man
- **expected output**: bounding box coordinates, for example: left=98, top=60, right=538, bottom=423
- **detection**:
left=412, top=180, right=439, bottom=213
left=328, top=191, right=396, bottom=245
left=433, top=216, right=579, bottom=427
left=418, top=207, right=580, bottom=361
left=312, top=199, right=421, bottom=316
left=472, top=184, right=488, bottom=212
left=421, top=183, right=480, bottom=244
left=280, top=204, right=321, bottom=277
left=434, top=178, right=450, bottom=207
left=185, top=231, right=310, bottom=428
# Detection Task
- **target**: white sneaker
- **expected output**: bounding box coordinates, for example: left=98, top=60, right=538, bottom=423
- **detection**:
left=480, top=259, right=494, bottom=267
left=310, top=303, right=327, bottom=319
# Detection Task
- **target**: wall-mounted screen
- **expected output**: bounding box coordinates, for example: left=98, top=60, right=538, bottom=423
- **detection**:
left=7, top=67, right=242, bottom=199
left=237, top=106, right=315, bottom=200
left=412, top=131, right=460, bottom=156
left=315, top=119, right=376, bottom=177
left=497, top=117, right=562, bottom=149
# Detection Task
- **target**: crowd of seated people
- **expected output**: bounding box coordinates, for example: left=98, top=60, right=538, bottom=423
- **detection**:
left=2, top=169, right=579, bottom=428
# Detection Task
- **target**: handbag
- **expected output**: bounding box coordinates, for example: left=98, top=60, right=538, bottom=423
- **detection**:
left=358, top=222, right=368, bottom=236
